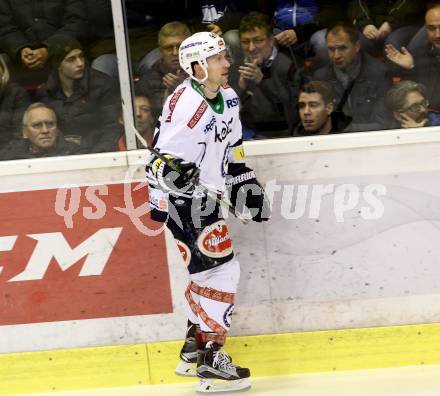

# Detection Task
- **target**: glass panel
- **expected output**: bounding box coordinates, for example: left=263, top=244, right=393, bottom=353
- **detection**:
left=0, top=0, right=124, bottom=160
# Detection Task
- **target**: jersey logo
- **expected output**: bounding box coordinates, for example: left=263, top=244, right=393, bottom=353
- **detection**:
left=215, top=117, right=233, bottom=143
left=226, top=97, right=239, bottom=108
left=203, top=115, right=216, bottom=134
left=197, top=221, right=233, bottom=258
left=187, top=100, right=208, bottom=129
left=165, top=87, right=186, bottom=123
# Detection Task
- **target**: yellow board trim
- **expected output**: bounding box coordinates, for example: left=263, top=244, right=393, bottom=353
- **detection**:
left=2, top=323, right=440, bottom=395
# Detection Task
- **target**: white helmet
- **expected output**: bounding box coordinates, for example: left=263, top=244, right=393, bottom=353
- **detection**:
left=179, top=31, right=227, bottom=83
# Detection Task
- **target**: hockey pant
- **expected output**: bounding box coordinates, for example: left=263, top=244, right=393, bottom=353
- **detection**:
left=185, top=258, right=240, bottom=346
left=166, top=193, right=240, bottom=345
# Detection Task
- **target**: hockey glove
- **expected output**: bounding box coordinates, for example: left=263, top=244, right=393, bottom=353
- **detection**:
left=226, top=164, right=271, bottom=222
left=153, top=156, right=200, bottom=193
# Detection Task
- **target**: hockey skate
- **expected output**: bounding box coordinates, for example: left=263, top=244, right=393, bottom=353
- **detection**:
left=175, top=323, right=198, bottom=377
left=196, top=341, right=251, bottom=393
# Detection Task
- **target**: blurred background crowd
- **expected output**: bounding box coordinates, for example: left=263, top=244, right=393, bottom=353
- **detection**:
left=0, top=0, right=437, bottom=160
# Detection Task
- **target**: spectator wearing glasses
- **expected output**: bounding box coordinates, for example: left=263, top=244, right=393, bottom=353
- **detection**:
left=385, top=4, right=440, bottom=111
left=138, top=21, right=191, bottom=116
left=117, top=90, right=156, bottom=151
left=0, top=102, right=82, bottom=160
left=385, top=80, right=440, bottom=129
left=231, top=11, right=296, bottom=139
left=293, top=80, right=352, bottom=136
left=36, top=36, right=120, bottom=153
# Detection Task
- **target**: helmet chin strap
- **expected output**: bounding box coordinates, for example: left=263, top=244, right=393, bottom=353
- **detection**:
left=193, top=61, right=220, bottom=96
left=200, top=83, right=220, bottom=95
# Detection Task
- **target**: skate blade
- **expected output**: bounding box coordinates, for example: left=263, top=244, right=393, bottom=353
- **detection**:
left=175, top=360, right=197, bottom=377
left=196, top=378, right=251, bottom=393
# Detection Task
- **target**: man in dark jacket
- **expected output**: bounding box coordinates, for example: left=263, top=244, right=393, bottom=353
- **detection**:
left=138, top=21, right=191, bottom=116
left=231, top=11, right=297, bottom=139
left=36, top=36, right=120, bottom=153
left=0, top=102, right=82, bottom=160
left=385, top=4, right=440, bottom=111
left=0, top=0, right=87, bottom=84
left=293, top=80, right=352, bottom=136
left=0, top=55, right=31, bottom=148
left=312, top=22, right=391, bottom=131
left=350, top=0, right=425, bottom=53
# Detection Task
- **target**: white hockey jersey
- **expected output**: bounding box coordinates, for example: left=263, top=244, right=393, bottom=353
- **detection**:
left=152, top=78, right=245, bottom=194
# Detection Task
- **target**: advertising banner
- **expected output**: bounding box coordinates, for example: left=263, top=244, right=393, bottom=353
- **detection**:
left=0, top=183, right=172, bottom=325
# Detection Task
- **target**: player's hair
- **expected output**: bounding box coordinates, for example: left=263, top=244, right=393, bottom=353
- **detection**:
left=22, top=102, right=57, bottom=127
left=239, top=11, right=272, bottom=37
left=158, top=21, right=191, bottom=46
left=326, top=22, right=359, bottom=44
left=300, top=81, right=335, bottom=105
left=385, top=80, right=427, bottom=112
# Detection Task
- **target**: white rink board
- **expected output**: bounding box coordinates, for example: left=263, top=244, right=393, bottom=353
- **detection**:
left=2, top=133, right=440, bottom=353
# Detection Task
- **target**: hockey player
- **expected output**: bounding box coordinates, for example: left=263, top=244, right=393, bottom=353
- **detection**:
left=146, top=31, right=270, bottom=393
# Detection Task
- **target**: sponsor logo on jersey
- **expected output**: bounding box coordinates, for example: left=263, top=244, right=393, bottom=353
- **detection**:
left=165, top=87, right=186, bottom=123
left=223, top=304, right=234, bottom=328
left=187, top=100, right=208, bottom=129
left=215, top=117, right=233, bottom=143
left=181, top=41, right=203, bottom=50
left=197, top=220, right=233, bottom=258
left=226, top=97, right=239, bottom=108
left=203, top=115, right=216, bottom=134
left=176, top=240, right=191, bottom=266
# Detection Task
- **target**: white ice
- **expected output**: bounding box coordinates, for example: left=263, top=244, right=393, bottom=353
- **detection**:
left=23, top=364, right=440, bottom=396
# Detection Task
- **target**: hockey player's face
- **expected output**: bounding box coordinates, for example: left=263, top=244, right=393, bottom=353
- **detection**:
left=160, top=34, right=187, bottom=71
left=134, top=96, right=154, bottom=133
left=23, top=107, right=59, bottom=151
left=327, top=31, right=360, bottom=71
left=240, top=27, right=273, bottom=66
left=298, top=92, right=333, bottom=133
left=206, top=50, right=231, bottom=86
left=58, top=49, right=85, bottom=80
left=426, top=7, right=440, bottom=50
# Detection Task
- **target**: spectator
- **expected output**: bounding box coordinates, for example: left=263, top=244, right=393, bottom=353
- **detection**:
left=0, top=0, right=87, bottom=85
left=118, top=92, right=156, bottom=150
left=0, top=55, right=31, bottom=148
left=385, top=80, right=440, bottom=129
left=36, top=36, right=120, bottom=153
left=385, top=4, right=440, bottom=111
left=138, top=21, right=191, bottom=115
left=350, top=0, right=425, bottom=57
left=0, top=102, right=82, bottom=160
left=293, top=80, right=352, bottom=135
left=231, top=11, right=296, bottom=139
left=311, top=22, right=391, bottom=130
left=272, top=0, right=319, bottom=49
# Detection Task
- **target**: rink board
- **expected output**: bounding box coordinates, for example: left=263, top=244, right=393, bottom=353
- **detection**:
left=2, top=131, right=440, bottom=394
left=1, top=323, right=440, bottom=394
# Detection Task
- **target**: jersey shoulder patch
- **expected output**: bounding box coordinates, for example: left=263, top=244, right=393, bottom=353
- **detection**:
left=165, top=86, right=186, bottom=123
left=187, top=100, right=209, bottom=129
